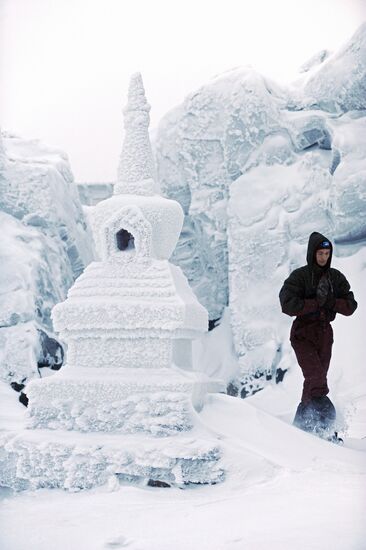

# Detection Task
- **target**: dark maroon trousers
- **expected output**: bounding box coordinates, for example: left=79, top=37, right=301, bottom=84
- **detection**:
left=290, top=320, right=333, bottom=404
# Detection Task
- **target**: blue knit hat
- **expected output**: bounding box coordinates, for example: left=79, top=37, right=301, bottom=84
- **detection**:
left=316, top=240, right=331, bottom=250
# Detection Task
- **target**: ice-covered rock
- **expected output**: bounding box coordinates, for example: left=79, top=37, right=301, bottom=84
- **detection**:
left=77, top=182, right=113, bottom=205
left=302, top=23, right=366, bottom=112
left=299, top=49, right=331, bottom=73
left=1, top=133, right=93, bottom=274
left=227, top=148, right=333, bottom=387
left=328, top=113, right=366, bottom=242
left=0, top=130, right=6, bottom=171
left=156, top=68, right=287, bottom=320
left=155, top=24, right=366, bottom=396
left=0, top=132, right=93, bottom=386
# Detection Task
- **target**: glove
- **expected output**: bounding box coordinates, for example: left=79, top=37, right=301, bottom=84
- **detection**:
left=324, top=292, right=336, bottom=310
left=316, top=275, right=329, bottom=307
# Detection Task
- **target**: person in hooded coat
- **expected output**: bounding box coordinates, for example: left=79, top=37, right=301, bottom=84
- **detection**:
left=279, top=232, right=357, bottom=432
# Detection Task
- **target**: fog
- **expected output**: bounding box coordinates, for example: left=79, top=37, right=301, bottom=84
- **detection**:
left=0, top=0, right=365, bottom=181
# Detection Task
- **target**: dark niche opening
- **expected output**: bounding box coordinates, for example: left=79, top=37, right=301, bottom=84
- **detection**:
left=116, top=229, right=135, bottom=251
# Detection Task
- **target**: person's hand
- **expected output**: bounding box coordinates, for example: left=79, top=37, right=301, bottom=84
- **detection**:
left=323, top=292, right=336, bottom=310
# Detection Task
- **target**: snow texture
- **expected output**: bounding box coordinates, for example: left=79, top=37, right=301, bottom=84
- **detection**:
left=302, top=23, right=366, bottom=113
left=77, top=182, right=113, bottom=206
left=26, top=368, right=219, bottom=434
left=0, top=430, right=223, bottom=491
left=0, top=73, right=221, bottom=490
left=0, top=134, right=93, bottom=385
left=299, top=48, right=331, bottom=73
left=90, top=195, right=184, bottom=262
left=155, top=24, right=366, bottom=394
left=115, top=73, right=159, bottom=195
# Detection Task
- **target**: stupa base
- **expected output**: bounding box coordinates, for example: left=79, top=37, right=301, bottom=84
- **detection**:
left=25, top=367, right=225, bottom=436
left=0, top=428, right=224, bottom=491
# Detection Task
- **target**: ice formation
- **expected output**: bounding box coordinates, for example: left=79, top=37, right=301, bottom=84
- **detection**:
left=77, top=182, right=113, bottom=205
left=0, top=131, right=93, bottom=387
left=155, top=23, right=366, bottom=396
left=0, top=73, right=224, bottom=490
left=302, top=23, right=366, bottom=112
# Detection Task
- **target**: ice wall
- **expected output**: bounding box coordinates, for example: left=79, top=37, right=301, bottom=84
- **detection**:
left=77, top=182, right=113, bottom=206
left=0, top=133, right=94, bottom=387
left=302, top=23, right=366, bottom=113
left=156, top=70, right=285, bottom=320
left=156, top=24, right=366, bottom=395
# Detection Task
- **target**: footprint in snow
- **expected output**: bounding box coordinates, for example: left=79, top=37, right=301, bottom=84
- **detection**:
left=104, top=535, right=131, bottom=548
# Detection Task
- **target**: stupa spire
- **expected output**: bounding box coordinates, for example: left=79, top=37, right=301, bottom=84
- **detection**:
left=114, top=72, right=158, bottom=196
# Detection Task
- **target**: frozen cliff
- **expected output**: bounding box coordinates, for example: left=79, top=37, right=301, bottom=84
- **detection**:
left=0, top=132, right=94, bottom=388
left=155, top=23, right=366, bottom=395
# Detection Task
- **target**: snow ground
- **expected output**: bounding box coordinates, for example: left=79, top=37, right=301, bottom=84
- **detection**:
left=1, top=232, right=365, bottom=550
left=0, top=393, right=365, bottom=550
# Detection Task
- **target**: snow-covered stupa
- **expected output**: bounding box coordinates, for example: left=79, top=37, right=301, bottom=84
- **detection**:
left=0, top=73, right=224, bottom=490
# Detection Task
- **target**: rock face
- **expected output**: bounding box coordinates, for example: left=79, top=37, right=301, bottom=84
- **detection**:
left=155, top=24, right=366, bottom=396
left=0, top=133, right=93, bottom=387
left=0, top=73, right=224, bottom=491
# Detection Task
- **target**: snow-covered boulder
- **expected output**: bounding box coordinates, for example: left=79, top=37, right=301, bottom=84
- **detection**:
left=0, top=133, right=93, bottom=387
left=328, top=113, right=366, bottom=242
left=302, top=23, right=366, bottom=113
left=77, top=182, right=113, bottom=206
left=1, top=134, right=92, bottom=273
left=155, top=24, right=366, bottom=396
left=156, top=68, right=287, bottom=320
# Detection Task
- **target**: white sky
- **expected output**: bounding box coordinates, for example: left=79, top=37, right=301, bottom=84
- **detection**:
left=0, top=0, right=365, bottom=182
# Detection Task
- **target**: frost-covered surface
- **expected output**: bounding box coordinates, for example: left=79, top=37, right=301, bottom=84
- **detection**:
left=328, top=112, right=366, bottom=241
left=91, top=195, right=184, bottom=261
left=1, top=134, right=92, bottom=270
left=25, top=367, right=220, bottom=435
left=0, top=135, right=93, bottom=385
left=299, top=48, right=331, bottom=74
left=0, top=73, right=223, bottom=490
left=155, top=23, right=366, bottom=392
left=156, top=67, right=286, bottom=320
left=227, top=147, right=333, bottom=382
left=66, top=334, right=173, bottom=369
left=301, top=23, right=366, bottom=112
left=115, top=72, right=158, bottom=195
left=77, top=182, right=113, bottom=206
left=0, top=428, right=223, bottom=491
left=227, top=110, right=366, bottom=389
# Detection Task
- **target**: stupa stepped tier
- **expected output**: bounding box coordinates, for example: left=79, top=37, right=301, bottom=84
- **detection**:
left=0, top=73, right=224, bottom=490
